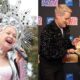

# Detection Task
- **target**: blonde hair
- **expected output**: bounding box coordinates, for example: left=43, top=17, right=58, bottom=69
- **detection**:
left=0, top=25, right=18, bottom=39
left=55, top=4, right=72, bottom=15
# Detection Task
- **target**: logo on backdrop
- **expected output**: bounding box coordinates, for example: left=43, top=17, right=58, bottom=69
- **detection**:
left=68, top=17, right=78, bottom=26
left=41, top=0, right=58, bottom=7
left=69, top=35, right=74, bottom=41
left=46, top=16, right=78, bottom=26
left=38, top=16, right=42, bottom=26
left=65, top=0, right=73, bottom=6
left=46, top=17, right=54, bottom=25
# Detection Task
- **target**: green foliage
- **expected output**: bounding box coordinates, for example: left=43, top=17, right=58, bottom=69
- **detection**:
left=24, top=26, right=38, bottom=80
left=0, top=0, right=2, bottom=4
left=0, top=0, right=3, bottom=5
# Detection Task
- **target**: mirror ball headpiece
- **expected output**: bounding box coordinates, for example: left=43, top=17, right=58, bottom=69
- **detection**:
left=0, top=0, right=34, bottom=49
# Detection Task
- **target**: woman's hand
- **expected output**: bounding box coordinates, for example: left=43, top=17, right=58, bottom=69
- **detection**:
left=16, top=48, right=26, bottom=63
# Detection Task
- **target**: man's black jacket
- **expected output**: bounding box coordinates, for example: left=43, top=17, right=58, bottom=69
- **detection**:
left=39, top=21, right=74, bottom=63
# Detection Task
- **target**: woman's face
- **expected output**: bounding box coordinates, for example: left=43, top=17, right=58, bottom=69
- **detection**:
left=0, top=26, right=17, bottom=51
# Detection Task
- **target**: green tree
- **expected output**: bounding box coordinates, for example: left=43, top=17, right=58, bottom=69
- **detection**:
left=26, top=26, right=38, bottom=80
left=0, top=0, right=2, bottom=4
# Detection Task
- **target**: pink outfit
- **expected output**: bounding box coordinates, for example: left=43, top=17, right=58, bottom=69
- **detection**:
left=0, top=65, right=12, bottom=80
left=18, top=59, right=28, bottom=80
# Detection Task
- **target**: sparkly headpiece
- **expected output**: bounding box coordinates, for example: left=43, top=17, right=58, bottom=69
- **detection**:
left=0, top=0, right=34, bottom=49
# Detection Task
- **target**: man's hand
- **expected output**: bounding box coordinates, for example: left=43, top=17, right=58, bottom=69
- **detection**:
left=67, top=49, right=75, bottom=54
